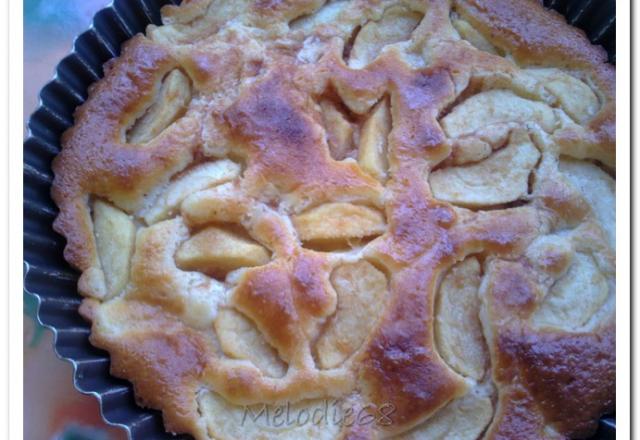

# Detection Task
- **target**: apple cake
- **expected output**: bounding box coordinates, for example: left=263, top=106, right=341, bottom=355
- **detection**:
left=51, top=0, right=615, bottom=438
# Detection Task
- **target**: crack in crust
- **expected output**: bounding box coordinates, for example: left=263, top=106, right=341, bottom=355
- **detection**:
left=53, top=0, right=615, bottom=439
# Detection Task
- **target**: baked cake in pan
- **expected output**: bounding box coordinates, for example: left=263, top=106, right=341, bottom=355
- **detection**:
left=51, top=0, right=615, bottom=438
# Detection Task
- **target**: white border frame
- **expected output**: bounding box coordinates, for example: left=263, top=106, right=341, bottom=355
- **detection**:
left=8, top=0, right=22, bottom=438
left=8, top=0, right=632, bottom=439
left=627, top=0, right=636, bottom=438
left=2, top=0, right=9, bottom=437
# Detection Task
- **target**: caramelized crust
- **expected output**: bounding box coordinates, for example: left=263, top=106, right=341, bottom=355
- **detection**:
left=52, top=1, right=615, bottom=439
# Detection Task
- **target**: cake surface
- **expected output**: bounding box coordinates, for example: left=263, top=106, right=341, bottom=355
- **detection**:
left=52, top=0, right=615, bottom=438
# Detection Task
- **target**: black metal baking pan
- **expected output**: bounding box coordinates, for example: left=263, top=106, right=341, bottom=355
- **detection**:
left=544, top=0, right=615, bottom=64
left=23, top=0, right=616, bottom=438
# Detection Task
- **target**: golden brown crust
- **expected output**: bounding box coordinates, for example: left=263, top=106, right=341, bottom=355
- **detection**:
left=452, top=0, right=615, bottom=166
left=495, top=327, right=615, bottom=438
left=89, top=300, right=212, bottom=436
left=53, top=1, right=615, bottom=438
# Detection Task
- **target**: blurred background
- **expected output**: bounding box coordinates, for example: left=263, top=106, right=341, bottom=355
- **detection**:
left=24, top=0, right=127, bottom=438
